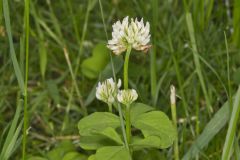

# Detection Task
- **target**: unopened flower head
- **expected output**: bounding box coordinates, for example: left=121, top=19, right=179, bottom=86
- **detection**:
left=96, top=78, right=121, bottom=104
left=107, top=16, right=151, bottom=55
left=117, top=89, right=138, bottom=105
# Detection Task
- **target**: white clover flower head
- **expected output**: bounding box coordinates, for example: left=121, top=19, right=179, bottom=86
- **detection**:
left=107, top=16, right=151, bottom=55
left=117, top=89, right=138, bottom=105
left=96, top=78, right=121, bottom=104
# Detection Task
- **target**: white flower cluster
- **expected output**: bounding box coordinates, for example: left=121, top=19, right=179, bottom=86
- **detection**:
left=96, top=78, right=138, bottom=105
left=96, top=78, right=121, bottom=104
left=107, top=16, right=151, bottom=55
left=117, top=89, right=138, bottom=106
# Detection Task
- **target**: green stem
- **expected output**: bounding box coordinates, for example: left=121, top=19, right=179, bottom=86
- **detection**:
left=150, top=0, right=157, bottom=102
left=124, top=46, right=132, bottom=89
left=117, top=104, right=129, bottom=151
left=125, top=104, right=131, bottom=144
left=108, top=103, right=112, bottom=113
left=123, top=46, right=132, bottom=157
left=23, top=0, right=30, bottom=159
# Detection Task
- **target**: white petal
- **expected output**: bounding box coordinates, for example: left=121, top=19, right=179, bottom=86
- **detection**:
left=117, top=79, right=122, bottom=88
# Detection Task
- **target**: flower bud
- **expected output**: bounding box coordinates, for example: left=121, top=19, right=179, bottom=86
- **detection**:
left=96, top=78, right=121, bottom=104
left=117, top=89, right=138, bottom=105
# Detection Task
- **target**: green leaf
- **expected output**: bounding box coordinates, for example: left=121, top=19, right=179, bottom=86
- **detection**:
left=133, top=149, right=165, bottom=160
left=47, top=148, right=66, bottom=160
left=78, top=112, right=120, bottom=136
left=62, top=152, right=87, bottom=160
left=46, top=80, right=60, bottom=105
left=88, top=155, right=96, bottom=160
left=95, top=146, right=131, bottom=160
left=92, top=43, right=109, bottom=58
left=131, top=136, right=162, bottom=150
left=132, top=111, right=176, bottom=148
left=79, top=135, right=118, bottom=150
left=98, top=127, right=123, bottom=145
left=130, top=103, right=154, bottom=124
left=27, top=156, right=48, bottom=160
left=47, top=141, right=75, bottom=160
left=81, top=43, right=109, bottom=79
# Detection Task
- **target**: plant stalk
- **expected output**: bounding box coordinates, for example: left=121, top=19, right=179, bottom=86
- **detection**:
left=108, top=103, right=112, bottom=113
left=22, top=0, right=30, bottom=159
left=124, top=46, right=132, bottom=89
left=125, top=104, right=131, bottom=144
left=170, top=85, right=179, bottom=160
left=117, top=104, right=129, bottom=151
left=123, top=46, right=132, bottom=157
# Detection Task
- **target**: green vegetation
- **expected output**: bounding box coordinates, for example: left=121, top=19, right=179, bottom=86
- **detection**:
left=0, top=0, right=240, bottom=159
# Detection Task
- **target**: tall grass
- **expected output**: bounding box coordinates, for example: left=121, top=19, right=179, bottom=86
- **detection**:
left=185, top=12, right=213, bottom=115
left=183, top=99, right=230, bottom=159
left=233, top=0, right=240, bottom=47
left=22, top=0, right=30, bottom=159
left=222, top=86, right=240, bottom=160
left=150, top=0, right=157, bottom=103
left=2, top=0, right=24, bottom=94
left=222, top=33, right=239, bottom=160
left=2, top=0, right=26, bottom=159
left=0, top=98, right=23, bottom=160
left=168, top=37, right=196, bottom=137
left=31, top=2, right=47, bottom=79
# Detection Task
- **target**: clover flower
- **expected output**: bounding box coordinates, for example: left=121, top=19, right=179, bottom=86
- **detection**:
left=107, top=16, right=151, bottom=55
left=117, top=89, right=138, bottom=105
left=96, top=78, right=121, bottom=104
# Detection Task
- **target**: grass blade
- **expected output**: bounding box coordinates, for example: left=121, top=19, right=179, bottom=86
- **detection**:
left=205, top=0, right=214, bottom=26
left=233, top=0, right=240, bottom=47
left=4, top=121, right=23, bottom=160
left=0, top=99, right=23, bottom=160
left=2, top=0, right=24, bottom=94
left=168, top=36, right=196, bottom=137
left=182, top=99, right=230, bottom=160
left=222, top=86, right=240, bottom=160
left=185, top=12, right=213, bottom=114
left=31, top=2, right=47, bottom=79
